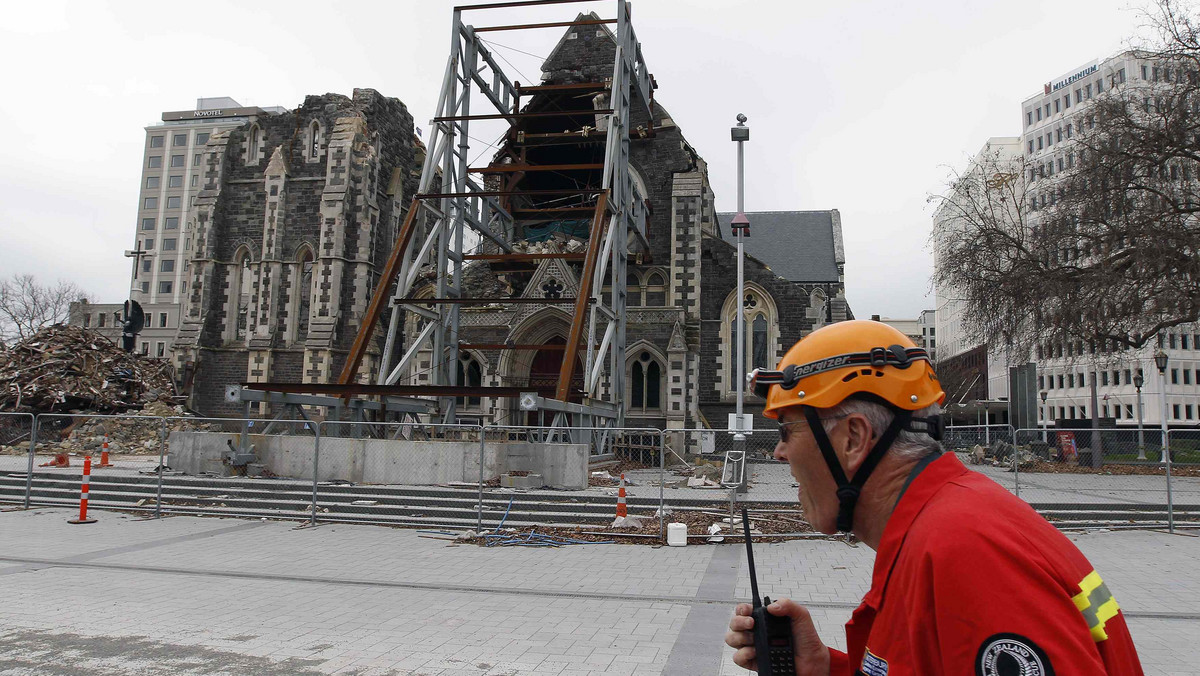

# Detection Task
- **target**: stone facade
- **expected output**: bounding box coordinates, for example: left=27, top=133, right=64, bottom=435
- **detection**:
left=173, top=89, right=422, bottom=415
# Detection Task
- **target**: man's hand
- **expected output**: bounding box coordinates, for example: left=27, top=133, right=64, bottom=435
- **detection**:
left=724, top=599, right=831, bottom=675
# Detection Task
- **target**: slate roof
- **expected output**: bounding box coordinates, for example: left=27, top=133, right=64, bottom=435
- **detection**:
left=715, top=210, right=844, bottom=283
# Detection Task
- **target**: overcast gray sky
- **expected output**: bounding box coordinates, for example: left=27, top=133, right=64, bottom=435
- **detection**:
left=0, top=0, right=1150, bottom=319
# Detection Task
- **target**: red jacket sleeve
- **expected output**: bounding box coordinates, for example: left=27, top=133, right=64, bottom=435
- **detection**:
left=828, top=647, right=850, bottom=675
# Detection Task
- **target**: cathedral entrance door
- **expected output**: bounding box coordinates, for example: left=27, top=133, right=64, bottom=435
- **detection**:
left=525, top=337, right=583, bottom=427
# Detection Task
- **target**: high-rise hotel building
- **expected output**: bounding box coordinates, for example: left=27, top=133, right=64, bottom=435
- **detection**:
left=129, top=97, right=283, bottom=358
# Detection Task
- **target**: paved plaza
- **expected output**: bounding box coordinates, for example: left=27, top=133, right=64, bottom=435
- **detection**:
left=1, top=508, right=1198, bottom=675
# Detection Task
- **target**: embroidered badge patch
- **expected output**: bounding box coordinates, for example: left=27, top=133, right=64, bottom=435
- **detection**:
left=860, top=648, right=888, bottom=676
left=975, top=633, right=1055, bottom=676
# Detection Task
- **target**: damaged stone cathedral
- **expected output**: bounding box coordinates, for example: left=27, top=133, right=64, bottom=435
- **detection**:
left=174, top=17, right=852, bottom=426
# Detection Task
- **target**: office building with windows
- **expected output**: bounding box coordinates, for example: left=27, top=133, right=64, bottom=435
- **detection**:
left=936, top=52, right=1199, bottom=429
left=129, top=97, right=285, bottom=358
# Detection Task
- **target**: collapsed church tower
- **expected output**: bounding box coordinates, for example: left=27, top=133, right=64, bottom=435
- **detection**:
left=173, top=89, right=423, bottom=415
left=398, top=16, right=852, bottom=431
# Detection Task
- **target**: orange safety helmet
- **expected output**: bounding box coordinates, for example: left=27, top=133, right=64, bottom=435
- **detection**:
left=753, top=320, right=946, bottom=419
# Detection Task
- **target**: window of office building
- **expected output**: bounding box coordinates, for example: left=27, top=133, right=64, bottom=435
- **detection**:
left=1026, top=110, right=1033, bottom=126
left=1173, top=403, right=1180, bottom=419
left=165, top=217, right=178, bottom=229
left=1096, top=78, right=1103, bottom=93
left=144, top=197, right=157, bottom=209
left=168, top=175, right=183, bottom=188
left=157, top=342, right=166, bottom=357
left=148, top=156, right=162, bottom=169
left=1118, top=67, right=1126, bottom=83
left=145, top=176, right=160, bottom=189
left=158, top=281, right=172, bottom=294
left=170, top=154, right=184, bottom=168
left=193, top=153, right=202, bottom=166
left=1085, top=84, right=1092, bottom=98
left=150, top=135, right=164, bottom=148
left=1036, top=108, right=1042, bottom=121
left=1044, top=103, right=1050, bottom=117
left=160, top=259, right=174, bottom=273
left=163, top=238, right=177, bottom=251
left=1064, top=95, right=1070, bottom=109
left=1142, top=64, right=1148, bottom=79
left=196, top=132, right=210, bottom=145
left=1037, top=137, right=1043, bottom=150
left=140, top=281, right=149, bottom=294
left=140, top=342, right=149, bottom=355
left=158, top=313, right=168, bottom=328
left=173, top=133, right=187, bottom=146
left=165, top=196, right=180, bottom=209
left=141, top=218, right=155, bottom=230
left=141, top=258, right=151, bottom=273
left=190, top=175, right=198, bottom=187
left=1054, top=99, right=1060, bottom=114
left=1028, top=140, right=1035, bottom=153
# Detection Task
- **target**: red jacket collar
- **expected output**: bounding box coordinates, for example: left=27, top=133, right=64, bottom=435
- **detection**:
left=862, top=452, right=970, bottom=609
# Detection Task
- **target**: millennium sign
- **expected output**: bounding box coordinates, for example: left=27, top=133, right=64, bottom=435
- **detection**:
left=1044, top=62, right=1099, bottom=94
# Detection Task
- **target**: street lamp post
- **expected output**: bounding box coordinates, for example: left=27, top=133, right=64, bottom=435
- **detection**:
left=730, top=114, right=750, bottom=494
left=1134, top=371, right=1145, bottom=460
left=1040, top=391, right=1048, bottom=442
left=1154, top=349, right=1173, bottom=534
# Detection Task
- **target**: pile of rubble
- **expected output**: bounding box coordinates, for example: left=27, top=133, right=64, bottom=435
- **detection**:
left=3, top=401, right=216, bottom=457
left=0, top=325, right=176, bottom=413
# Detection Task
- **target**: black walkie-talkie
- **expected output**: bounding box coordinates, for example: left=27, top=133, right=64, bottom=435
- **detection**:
left=743, top=507, right=796, bottom=676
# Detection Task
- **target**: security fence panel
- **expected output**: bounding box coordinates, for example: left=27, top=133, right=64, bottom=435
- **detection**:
left=1166, top=429, right=1200, bottom=528
left=26, top=413, right=167, bottom=513
left=954, top=427, right=1182, bottom=530
left=159, top=416, right=315, bottom=521
left=655, top=427, right=812, bottom=545
left=0, top=412, right=36, bottom=507
left=941, top=425, right=1015, bottom=451
left=470, top=425, right=664, bottom=542
left=315, top=421, right=484, bottom=530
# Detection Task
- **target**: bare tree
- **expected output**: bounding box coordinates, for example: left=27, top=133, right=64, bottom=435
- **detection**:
left=0, top=274, right=87, bottom=344
left=933, top=0, right=1200, bottom=359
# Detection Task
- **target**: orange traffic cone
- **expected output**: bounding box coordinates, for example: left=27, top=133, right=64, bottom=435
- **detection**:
left=39, top=453, right=70, bottom=468
left=95, top=435, right=113, bottom=468
left=616, top=473, right=628, bottom=518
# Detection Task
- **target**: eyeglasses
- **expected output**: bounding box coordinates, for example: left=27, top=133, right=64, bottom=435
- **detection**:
left=777, top=414, right=848, bottom=443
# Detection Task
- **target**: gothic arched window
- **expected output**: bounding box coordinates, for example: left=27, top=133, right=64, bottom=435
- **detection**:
left=752, top=314, right=768, bottom=369
left=626, top=272, right=642, bottom=307
left=309, top=121, right=321, bottom=160
left=456, top=353, right=483, bottom=408
left=630, top=350, right=662, bottom=412
left=235, top=253, right=253, bottom=340
left=247, top=124, right=262, bottom=164
left=644, top=271, right=666, bottom=306
left=297, top=248, right=313, bottom=340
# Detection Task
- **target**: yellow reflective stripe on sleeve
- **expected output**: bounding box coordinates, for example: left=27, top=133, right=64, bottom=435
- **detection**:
left=1072, top=570, right=1120, bottom=642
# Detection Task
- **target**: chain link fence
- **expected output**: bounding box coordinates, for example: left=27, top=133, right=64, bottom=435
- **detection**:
left=0, top=412, right=36, bottom=508
left=7, top=412, right=1194, bottom=536
left=943, top=424, right=1198, bottom=530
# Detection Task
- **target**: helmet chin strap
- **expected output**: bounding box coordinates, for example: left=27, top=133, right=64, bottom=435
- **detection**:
left=802, top=405, right=912, bottom=533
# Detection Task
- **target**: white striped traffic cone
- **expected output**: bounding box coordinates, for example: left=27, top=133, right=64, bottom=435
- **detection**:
left=616, top=473, right=628, bottom=518
left=96, top=434, right=113, bottom=468
left=68, top=456, right=97, bottom=524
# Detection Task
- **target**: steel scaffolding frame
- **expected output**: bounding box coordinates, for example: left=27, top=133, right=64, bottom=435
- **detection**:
left=333, top=0, right=653, bottom=432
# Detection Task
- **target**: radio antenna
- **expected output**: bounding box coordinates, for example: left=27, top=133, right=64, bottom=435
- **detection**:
left=742, top=507, right=762, bottom=608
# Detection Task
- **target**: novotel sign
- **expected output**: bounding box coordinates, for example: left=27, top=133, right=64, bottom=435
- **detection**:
left=1044, top=62, right=1099, bottom=94
left=161, top=106, right=264, bottom=122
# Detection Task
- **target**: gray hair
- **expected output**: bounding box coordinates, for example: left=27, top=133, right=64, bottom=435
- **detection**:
left=819, top=398, right=942, bottom=461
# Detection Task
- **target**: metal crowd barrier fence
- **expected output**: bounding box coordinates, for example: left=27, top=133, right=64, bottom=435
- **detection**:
left=0, top=412, right=37, bottom=508
left=946, top=426, right=1193, bottom=532
left=22, top=413, right=166, bottom=514
left=479, top=425, right=666, bottom=541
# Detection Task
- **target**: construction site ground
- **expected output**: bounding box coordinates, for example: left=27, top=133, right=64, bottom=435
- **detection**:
left=0, top=508, right=1197, bottom=675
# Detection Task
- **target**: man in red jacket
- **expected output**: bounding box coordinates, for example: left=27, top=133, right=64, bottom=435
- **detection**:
left=725, top=320, right=1143, bottom=675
